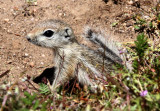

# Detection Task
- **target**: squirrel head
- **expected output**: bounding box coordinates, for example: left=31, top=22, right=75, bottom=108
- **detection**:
left=26, top=19, right=77, bottom=48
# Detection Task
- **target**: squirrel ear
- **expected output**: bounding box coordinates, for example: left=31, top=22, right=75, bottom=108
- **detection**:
left=64, top=27, right=73, bottom=38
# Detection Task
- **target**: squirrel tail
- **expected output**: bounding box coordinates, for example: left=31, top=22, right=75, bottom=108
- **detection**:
left=83, top=26, right=133, bottom=72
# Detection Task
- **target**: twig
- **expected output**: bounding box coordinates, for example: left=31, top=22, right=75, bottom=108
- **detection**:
left=127, top=93, right=130, bottom=111
left=70, top=79, right=77, bottom=95
left=26, top=79, right=39, bottom=91
left=0, top=70, right=10, bottom=78
left=0, top=94, right=8, bottom=111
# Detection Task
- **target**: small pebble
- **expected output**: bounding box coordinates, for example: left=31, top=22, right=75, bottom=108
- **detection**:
left=24, top=53, right=29, bottom=57
left=59, top=13, right=62, bottom=16
left=34, top=2, right=37, bottom=5
left=7, top=60, right=12, bottom=64
left=126, top=22, right=132, bottom=27
left=41, top=54, right=45, bottom=57
left=29, top=62, right=35, bottom=67
left=4, top=18, right=9, bottom=22
left=40, top=62, right=44, bottom=65
left=127, top=1, right=133, bottom=5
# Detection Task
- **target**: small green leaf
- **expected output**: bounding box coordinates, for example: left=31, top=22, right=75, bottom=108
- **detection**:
left=149, top=22, right=153, bottom=28
left=24, top=91, right=31, bottom=98
left=33, top=100, right=39, bottom=110
left=134, top=25, right=140, bottom=30
left=112, top=22, right=118, bottom=27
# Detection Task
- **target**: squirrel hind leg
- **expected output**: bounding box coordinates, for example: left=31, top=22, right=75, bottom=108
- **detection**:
left=77, top=69, right=98, bottom=93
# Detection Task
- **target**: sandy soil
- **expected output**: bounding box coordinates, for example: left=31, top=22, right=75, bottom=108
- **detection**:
left=0, top=0, right=156, bottom=85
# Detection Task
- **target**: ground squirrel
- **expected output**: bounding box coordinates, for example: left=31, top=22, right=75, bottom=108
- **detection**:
left=26, top=19, right=132, bottom=92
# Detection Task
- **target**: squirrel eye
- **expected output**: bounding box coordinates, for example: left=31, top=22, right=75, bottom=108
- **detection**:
left=43, top=30, right=54, bottom=37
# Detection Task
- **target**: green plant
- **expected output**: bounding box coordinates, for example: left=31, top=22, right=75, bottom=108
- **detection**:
left=39, top=83, right=51, bottom=95
left=121, top=32, right=160, bottom=110
left=21, top=91, right=40, bottom=110
left=132, top=33, right=149, bottom=73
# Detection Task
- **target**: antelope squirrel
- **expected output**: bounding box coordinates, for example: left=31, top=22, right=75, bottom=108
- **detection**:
left=26, top=19, right=132, bottom=92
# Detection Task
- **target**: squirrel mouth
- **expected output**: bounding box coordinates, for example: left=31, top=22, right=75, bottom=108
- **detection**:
left=27, top=38, right=41, bottom=47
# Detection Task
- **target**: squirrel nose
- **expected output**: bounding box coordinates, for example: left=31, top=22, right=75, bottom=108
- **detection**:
left=26, top=36, right=31, bottom=42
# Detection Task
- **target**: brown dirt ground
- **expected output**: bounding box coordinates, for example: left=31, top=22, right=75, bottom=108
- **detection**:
left=0, top=0, right=157, bottom=87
